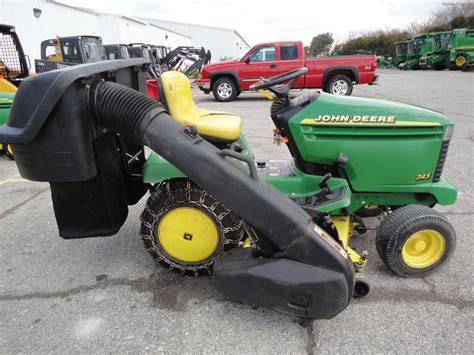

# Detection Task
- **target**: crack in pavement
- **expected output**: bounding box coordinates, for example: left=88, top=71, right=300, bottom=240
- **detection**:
left=0, top=187, right=49, bottom=220
left=355, top=285, right=472, bottom=311
left=443, top=211, right=474, bottom=216
left=0, top=273, right=216, bottom=312
left=294, top=318, right=317, bottom=354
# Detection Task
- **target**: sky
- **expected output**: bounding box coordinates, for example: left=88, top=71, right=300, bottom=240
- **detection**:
left=59, top=0, right=446, bottom=46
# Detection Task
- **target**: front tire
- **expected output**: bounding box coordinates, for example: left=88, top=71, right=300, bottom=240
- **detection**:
left=325, top=74, right=353, bottom=96
left=376, top=205, right=456, bottom=277
left=212, top=77, right=238, bottom=102
left=140, top=179, right=243, bottom=274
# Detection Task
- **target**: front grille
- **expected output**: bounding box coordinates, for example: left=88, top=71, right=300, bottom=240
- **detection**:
left=433, top=140, right=450, bottom=182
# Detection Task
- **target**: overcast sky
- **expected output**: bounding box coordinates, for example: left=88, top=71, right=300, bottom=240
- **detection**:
left=59, top=0, right=445, bottom=46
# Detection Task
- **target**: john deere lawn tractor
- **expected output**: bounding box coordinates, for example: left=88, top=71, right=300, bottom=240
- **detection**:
left=0, top=24, right=29, bottom=159
left=35, top=35, right=106, bottom=73
left=0, top=61, right=457, bottom=319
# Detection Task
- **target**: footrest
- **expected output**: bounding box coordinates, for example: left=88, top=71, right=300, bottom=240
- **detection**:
left=213, top=248, right=351, bottom=319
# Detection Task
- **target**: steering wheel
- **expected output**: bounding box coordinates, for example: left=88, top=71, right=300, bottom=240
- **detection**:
left=249, top=67, right=308, bottom=96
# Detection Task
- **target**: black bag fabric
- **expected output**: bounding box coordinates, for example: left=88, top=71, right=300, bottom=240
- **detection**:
left=49, top=133, right=128, bottom=239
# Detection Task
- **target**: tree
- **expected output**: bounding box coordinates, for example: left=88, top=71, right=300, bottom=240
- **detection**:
left=308, top=33, right=334, bottom=57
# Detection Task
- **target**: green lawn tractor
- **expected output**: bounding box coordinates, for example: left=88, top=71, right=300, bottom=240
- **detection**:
left=392, top=40, right=409, bottom=68
left=401, top=34, right=431, bottom=70
left=0, top=24, right=29, bottom=159
left=446, top=28, right=474, bottom=70
left=0, top=61, right=457, bottom=319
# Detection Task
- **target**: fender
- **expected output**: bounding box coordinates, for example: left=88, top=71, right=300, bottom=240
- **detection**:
left=209, top=70, right=240, bottom=87
left=143, top=134, right=255, bottom=183
left=322, top=66, right=359, bottom=88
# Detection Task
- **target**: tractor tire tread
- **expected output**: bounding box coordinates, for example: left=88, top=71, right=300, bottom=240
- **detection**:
left=376, top=204, right=456, bottom=278
left=140, top=179, right=243, bottom=275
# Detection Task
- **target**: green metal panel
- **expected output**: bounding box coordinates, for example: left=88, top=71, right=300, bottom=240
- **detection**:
left=289, top=93, right=453, bottom=193
left=143, top=134, right=254, bottom=183
left=0, top=92, right=15, bottom=125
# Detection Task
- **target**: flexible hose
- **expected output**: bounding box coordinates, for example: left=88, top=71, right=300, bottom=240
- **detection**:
left=91, top=81, right=166, bottom=142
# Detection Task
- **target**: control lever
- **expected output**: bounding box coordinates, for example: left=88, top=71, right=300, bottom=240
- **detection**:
left=314, top=187, right=329, bottom=202
left=319, top=173, right=332, bottom=191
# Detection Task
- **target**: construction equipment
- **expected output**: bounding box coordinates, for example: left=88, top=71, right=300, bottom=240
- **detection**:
left=0, top=24, right=29, bottom=158
left=127, top=43, right=161, bottom=78
left=35, top=35, right=106, bottom=73
left=104, top=44, right=130, bottom=60
left=162, top=46, right=211, bottom=76
left=392, top=40, right=409, bottom=68
left=0, top=62, right=457, bottom=319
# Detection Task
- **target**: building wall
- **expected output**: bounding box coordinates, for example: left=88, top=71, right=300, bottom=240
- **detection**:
left=0, top=0, right=191, bottom=71
left=142, top=18, right=251, bottom=62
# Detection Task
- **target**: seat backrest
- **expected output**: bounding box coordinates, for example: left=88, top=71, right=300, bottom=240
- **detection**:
left=159, top=71, right=196, bottom=124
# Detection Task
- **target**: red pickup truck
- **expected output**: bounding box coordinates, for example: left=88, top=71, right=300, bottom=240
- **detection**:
left=197, top=41, right=379, bottom=101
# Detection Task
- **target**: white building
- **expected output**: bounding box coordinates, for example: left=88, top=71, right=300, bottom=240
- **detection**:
left=0, top=0, right=191, bottom=70
left=140, top=18, right=251, bottom=62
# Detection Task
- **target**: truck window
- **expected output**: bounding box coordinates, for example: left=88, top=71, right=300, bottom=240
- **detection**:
left=280, top=44, right=298, bottom=60
left=250, top=45, right=276, bottom=62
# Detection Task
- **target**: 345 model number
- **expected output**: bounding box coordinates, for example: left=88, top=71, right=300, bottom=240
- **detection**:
left=416, top=173, right=432, bottom=181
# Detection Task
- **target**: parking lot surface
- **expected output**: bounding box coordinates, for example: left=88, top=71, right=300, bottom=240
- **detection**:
left=1, top=69, right=473, bottom=353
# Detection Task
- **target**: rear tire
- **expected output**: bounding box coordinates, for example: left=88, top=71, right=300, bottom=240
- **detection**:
left=140, top=179, right=243, bottom=274
left=212, top=77, right=238, bottom=102
left=376, top=205, right=456, bottom=277
left=325, top=74, right=353, bottom=96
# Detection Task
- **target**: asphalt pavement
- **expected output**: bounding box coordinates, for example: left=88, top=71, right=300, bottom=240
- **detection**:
left=0, top=69, right=473, bottom=353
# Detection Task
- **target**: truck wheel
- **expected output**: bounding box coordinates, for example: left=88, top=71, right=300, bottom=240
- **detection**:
left=140, top=179, right=243, bottom=275
left=212, top=77, right=238, bottom=102
left=325, top=75, right=353, bottom=96
left=376, top=205, right=455, bottom=278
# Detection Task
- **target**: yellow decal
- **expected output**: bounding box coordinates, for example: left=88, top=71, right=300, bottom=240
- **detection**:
left=416, top=173, right=432, bottom=181
left=300, top=115, right=441, bottom=127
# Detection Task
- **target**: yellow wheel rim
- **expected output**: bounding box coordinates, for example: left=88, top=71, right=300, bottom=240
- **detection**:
left=401, top=229, right=445, bottom=269
left=6, top=144, right=13, bottom=156
left=455, top=56, right=466, bottom=67
left=157, top=207, right=219, bottom=263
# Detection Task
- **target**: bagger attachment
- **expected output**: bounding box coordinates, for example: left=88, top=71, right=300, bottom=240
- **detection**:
left=0, top=60, right=354, bottom=319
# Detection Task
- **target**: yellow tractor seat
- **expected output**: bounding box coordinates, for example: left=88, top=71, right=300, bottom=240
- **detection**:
left=159, top=71, right=242, bottom=142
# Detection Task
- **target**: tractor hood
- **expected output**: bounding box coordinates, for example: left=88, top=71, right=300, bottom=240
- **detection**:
left=288, top=92, right=455, bottom=195
left=296, top=92, right=453, bottom=127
